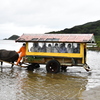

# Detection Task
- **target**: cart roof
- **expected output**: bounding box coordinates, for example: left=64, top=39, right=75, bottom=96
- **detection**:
left=15, top=33, right=95, bottom=43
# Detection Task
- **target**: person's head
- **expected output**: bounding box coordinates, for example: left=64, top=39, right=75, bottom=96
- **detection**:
left=62, top=43, right=65, bottom=46
left=34, top=43, right=38, bottom=47
left=68, top=43, right=71, bottom=48
left=23, top=43, right=26, bottom=46
left=48, top=44, right=51, bottom=47
left=55, top=43, right=58, bottom=46
left=60, top=43, right=63, bottom=48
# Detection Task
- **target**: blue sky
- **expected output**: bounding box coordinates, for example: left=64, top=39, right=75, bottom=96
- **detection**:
left=0, top=0, right=100, bottom=39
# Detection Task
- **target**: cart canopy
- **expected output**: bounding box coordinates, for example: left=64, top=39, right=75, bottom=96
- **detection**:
left=16, top=33, right=95, bottom=43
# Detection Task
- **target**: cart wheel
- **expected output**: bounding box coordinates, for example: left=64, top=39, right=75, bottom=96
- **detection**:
left=46, top=60, right=60, bottom=73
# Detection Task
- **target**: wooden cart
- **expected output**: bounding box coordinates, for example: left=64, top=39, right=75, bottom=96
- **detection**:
left=15, top=33, right=95, bottom=73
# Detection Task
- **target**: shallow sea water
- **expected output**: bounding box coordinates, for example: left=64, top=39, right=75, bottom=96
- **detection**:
left=0, top=40, right=100, bottom=100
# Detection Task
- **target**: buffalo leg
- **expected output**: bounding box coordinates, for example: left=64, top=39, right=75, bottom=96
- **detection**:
left=11, top=61, right=14, bottom=67
left=1, top=61, right=3, bottom=65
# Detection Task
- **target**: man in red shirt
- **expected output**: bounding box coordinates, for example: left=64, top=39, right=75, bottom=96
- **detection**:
left=16, top=43, right=26, bottom=65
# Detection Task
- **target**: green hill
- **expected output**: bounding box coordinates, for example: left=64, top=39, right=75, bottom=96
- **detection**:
left=50, top=20, right=100, bottom=36
left=48, top=20, right=100, bottom=47
left=48, top=20, right=100, bottom=41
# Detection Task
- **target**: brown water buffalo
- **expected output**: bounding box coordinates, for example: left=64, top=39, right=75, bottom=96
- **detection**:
left=0, top=49, right=19, bottom=67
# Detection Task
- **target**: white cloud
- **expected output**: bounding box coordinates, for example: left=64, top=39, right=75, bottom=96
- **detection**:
left=0, top=0, right=100, bottom=39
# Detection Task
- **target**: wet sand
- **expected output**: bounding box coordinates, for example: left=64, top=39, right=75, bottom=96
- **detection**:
left=81, top=86, right=100, bottom=100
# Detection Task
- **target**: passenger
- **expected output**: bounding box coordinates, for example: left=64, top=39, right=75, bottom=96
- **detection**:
left=53, top=43, right=59, bottom=53
left=30, top=43, right=34, bottom=52
left=67, top=43, right=72, bottom=53
left=59, top=43, right=67, bottom=53
left=73, top=43, right=80, bottom=53
left=30, top=43, right=41, bottom=52
left=47, top=44, right=52, bottom=52
left=16, top=43, right=26, bottom=65
left=41, top=43, right=46, bottom=52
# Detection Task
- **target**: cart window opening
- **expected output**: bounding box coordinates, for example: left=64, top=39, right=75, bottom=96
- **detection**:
left=31, top=38, right=38, bottom=41
left=29, top=42, right=80, bottom=53
left=46, top=38, right=53, bottom=41
left=52, top=38, right=59, bottom=41
left=17, top=38, right=25, bottom=41
left=38, top=38, right=45, bottom=41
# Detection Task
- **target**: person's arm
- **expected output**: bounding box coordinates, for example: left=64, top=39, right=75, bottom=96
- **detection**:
left=17, top=47, right=22, bottom=53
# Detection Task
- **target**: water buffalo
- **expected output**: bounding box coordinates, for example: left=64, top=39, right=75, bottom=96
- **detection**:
left=0, top=49, right=19, bottom=67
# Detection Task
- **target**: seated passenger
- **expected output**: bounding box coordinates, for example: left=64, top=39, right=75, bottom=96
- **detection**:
left=59, top=43, right=67, bottom=53
left=41, top=43, right=47, bottom=52
left=30, top=43, right=41, bottom=52
left=47, top=44, right=52, bottom=52
left=53, top=43, right=59, bottom=53
left=73, top=43, right=80, bottom=53
left=30, top=43, right=34, bottom=52
left=67, top=43, right=72, bottom=53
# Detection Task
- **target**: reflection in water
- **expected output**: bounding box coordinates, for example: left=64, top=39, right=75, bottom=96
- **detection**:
left=86, top=50, right=100, bottom=90
left=0, top=66, right=87, bottom=100
left=0, top=50, right=100, bottom=100
left=0, top=67, right=28, bottom=100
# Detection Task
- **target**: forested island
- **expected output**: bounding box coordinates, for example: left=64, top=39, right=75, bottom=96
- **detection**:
left=4, top=35, right=19, bottom=40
